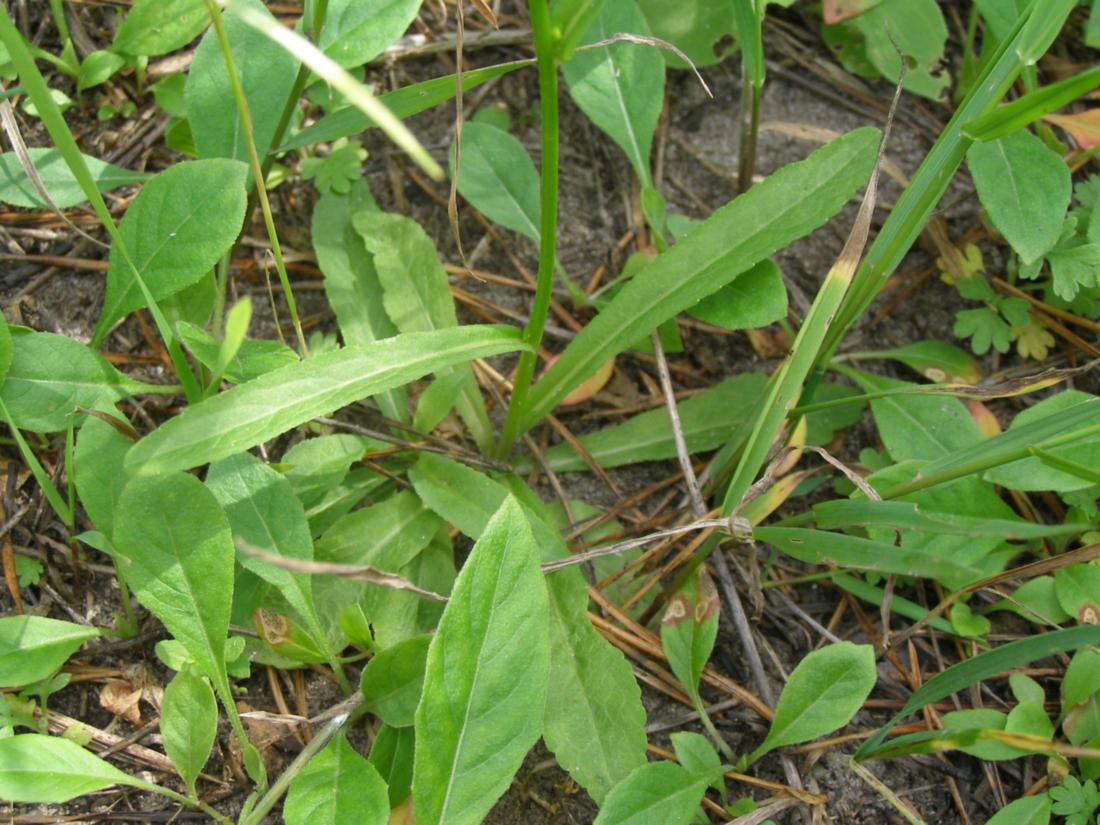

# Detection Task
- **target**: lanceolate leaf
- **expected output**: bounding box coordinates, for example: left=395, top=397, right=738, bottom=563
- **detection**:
left=125, top=326, right=525, bottom=474
left=748, top=642, right=876, bottom=764
left=0, top=616, right=99, bottom=688
left=160, top=665, right=217, bottom=797
left=355, top=210, right=492, bottom=448
left=0, top=149, right=149, bottom=209
left=312, top=181, right=407, bottom=421
left=521, top=127, right=879, bottom=431
left=92, top=160, right=249, bottom=345
left=593, top=761, right=711, bottom=825
left=285, top=733, right=389, bottom=825
left=0, top=734, right=155, bottom=803
left=112, top=472, right=234, bottom=703
left=359, top=634, right=430, bottom=728
left=516, top=373, right=766, bottom=473
left=661, top=569, right=719, bottom=711
left=185, top=0, right=298, bottom=165
left=408, top=454, right=647, bottom=803
left=455, top=121, right=541, bottom=242
left=562, top=0, right=663, bottom=186
left=413, top=496, right=550, bottom=825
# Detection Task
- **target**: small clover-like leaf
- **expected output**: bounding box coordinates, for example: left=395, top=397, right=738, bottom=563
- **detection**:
left=953, top=307, right=1013, bottom=355
left=1014, top=320, right=1055, bottom=361
left=1050, top=776, right=1100, bottom=825
left=302, top=139, right=367, bottom=195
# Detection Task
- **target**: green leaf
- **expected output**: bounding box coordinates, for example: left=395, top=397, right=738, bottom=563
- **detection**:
left=850, top=0, right=949, bottom=100
left=990, top=576, right=1071, bottom=625
left=176, top=322, right=298, bottom=384
left=355, top=210, right=492, bottom=448
left=954, top=302, right=1013, bottom=356
left=848, top=370, right=984, bottom=462
left=317, top=0, right=422, bottom=68
left=283, top=434, right=380, bottom=509
left=968, top=130, right=1069, bottom=265
left=0, top=616, right=99, bottom=688
left=285, top=733, right=389, bottom=825
left=747, top=642, right=876, bottom=764
left=185, top=0, right=298, bottom=164
left=635, top=0, right=737, bottom=68
left=125, top=326, right=525, bottom=474
left=517, top=373, right=765, bottom=473
left=1055, top=563, right=1100, bottom=620
left=112, top=472, right=233, bottom=699
left=113, top=0, right=208, bottom=56
left=160, top=665, right=217, bottom=797
left=985, top=391, right=1100, bottom=492
left=312, top=182, right=407, bottom=421
left=858, top=625, right=1100, bottom=759
left=522, top=127, right=879, bottom=431
left=0, top=330, right=147, bottom=433
left=77, top=50, right=125, bottom=92
left=454, top=121, right=540, bottom=242
left=1064, top=649, right=1100, bottom=712
left=562, top=0, right=663, bottom=186
left=359, top=634, right=429, bottom=728
left=92, top=159, right=249, bottom=345
left=593, top=761, right=710, bottom=825
left=280, top=62, right=530, bottom=152
left=965, top=65, right=1100, bottom=142
left=407, top=455, right=648, bottom=803
left=369, top=724, right=414, bottom=807
left=661, top=569, right=718, bottom=710
left=205, top=453, right=334, bottom=670
left=0, top=148, right=148, bottom=209
left=687, top=259, right=788, bottom=330
left=985, top=795, right=1051, bottom=825
left=413, top=496, right=550, bottom=825
left=755, top=525, right=987, bottom=583
left=670, top=731, right=722, bottom=781
left=1048, top=241, right=1100, bottom=301
left=301, top=139, right=367, bottom=195
left=851, top=340, right=982, bottom=383
left=0, top=734, right=154, bottom=802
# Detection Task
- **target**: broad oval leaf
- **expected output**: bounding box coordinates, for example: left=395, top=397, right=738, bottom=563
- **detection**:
left=0, top=331, right=136, bottom=432
left=0, top=616, right=99, bottom=688
left=593, top=761, right=710, bottom=825
left=370, top=724, right=415, bottom=807
left=747, top=642, right=875, bottom=764
left=185, top=0, right=298, bottom=165
left=967, top=130, right=1070, bottom=265
left=636, top=0, right=737, bottom=68
left=454, top=121, right=540, bottom=242
left=660, top=568, right=719, bottom=709
left=521, top=127, right=879, bottom=431
left=318, top=0, right=422, bottom=68
left=285, top=732, right=389, bottom=825
left=0, top=149, right=148, bottom=209
left=160, top=665, right=217, bottom=796
left=562, top=0, right=664, bottom=186
left=112, top=472, right=234, bottom=689
left=0, top=735, right=151, bottom=802
left=92, top=159, right=249, bottom=344
left=359, top=634, right=430, bottom=728
left=413, top=496, right=550, bottom=825
left=125, top=325, right=525, bottom=475
left=113, top=0, right=209, bottom=56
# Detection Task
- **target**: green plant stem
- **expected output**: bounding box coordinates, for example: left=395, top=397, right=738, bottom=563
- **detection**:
left=0, top=8, right=202, bottom=403
left=496, top=0, right=559, bottom=459
left=733, top=0, right=763, bottom=193
left=47, top=0, right=69, bottom=44
left=203, top=0, right=308, bottom=357
left=262, top=0, right=329, bottom=184
left=149, top=783, right=233, bottom=825
left=239, top=705, right=356, bottom=825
